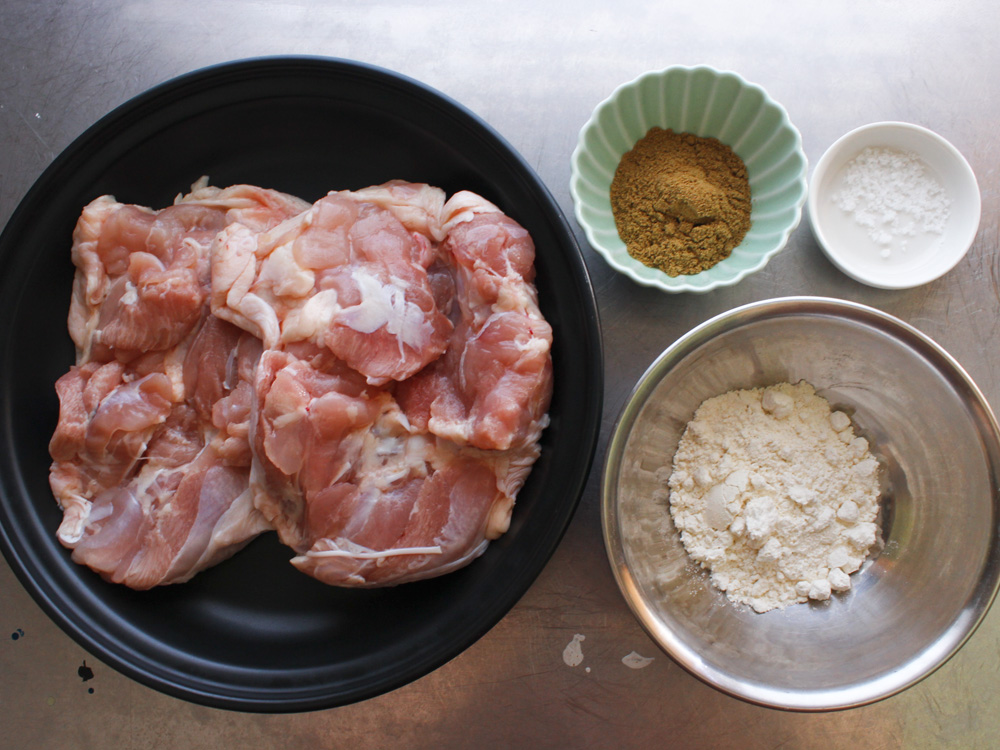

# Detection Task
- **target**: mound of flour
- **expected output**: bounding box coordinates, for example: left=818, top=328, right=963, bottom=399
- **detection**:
left=667, top=381, right=881, bottom=613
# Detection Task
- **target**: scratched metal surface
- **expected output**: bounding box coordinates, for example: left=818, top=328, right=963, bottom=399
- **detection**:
left=1, top=1, right=998, bottom=747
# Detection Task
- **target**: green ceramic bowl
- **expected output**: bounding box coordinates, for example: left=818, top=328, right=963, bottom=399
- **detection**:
left=570, top=66, right=808, bottom=293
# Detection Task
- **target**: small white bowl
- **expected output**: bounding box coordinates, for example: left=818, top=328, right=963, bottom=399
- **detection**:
left=570, top=66, right=808, bottom=294
left=808, top=122, right=981, bottom=289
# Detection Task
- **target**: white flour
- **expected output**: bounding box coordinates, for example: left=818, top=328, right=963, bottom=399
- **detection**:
left=667, top=381, right=881, bottom=613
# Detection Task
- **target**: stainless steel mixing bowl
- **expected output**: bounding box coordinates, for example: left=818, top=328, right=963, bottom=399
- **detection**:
left=602, top=296, right=1000, bottom=710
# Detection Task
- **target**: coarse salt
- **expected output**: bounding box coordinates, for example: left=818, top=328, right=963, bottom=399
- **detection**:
left=831, top=146, right=950, bottom=259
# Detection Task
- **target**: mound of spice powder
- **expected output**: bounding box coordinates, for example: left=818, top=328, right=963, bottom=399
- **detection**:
left=610, top=128, right=752, bottom=276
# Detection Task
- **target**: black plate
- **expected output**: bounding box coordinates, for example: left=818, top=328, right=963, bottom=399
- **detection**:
left=0, top=57, right=603, bottom=712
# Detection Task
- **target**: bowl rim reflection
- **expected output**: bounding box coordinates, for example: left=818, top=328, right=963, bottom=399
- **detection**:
left=601, top=296, right=1000, bottom=711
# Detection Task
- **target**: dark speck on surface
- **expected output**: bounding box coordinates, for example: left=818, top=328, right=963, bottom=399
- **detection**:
left=78, top=661, right=94, bottom=682
left=10, top=628, right=24, bottom=640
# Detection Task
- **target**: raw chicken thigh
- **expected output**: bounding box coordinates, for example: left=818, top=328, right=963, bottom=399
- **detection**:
left=50, top=184, right=306, bottom=588
left=50, top=315, right=270, bottom=589
left=397, top=192, right=553, bottom=451
left=250, top=344, right=538, bottom=586
left=49, top=359, right=175, bottom=548
left=68, top=182, right=309, bottom=365
left=49, top=179, right=553, bottom=590
left=211, top=189, right=452, bottom=385
left=67, top=197, right=224, bottom=363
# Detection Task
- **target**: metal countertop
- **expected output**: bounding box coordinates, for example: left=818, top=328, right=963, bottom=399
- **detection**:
left=2, top=1, right=998, bottom=747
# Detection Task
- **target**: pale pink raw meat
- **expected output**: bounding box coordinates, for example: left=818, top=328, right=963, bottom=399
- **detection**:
left=50, top=180, right=553, bottom=590
left=52, top=315, right=270, bottom=589
left=176, top=180, right=312, bottom=233
left=183, top=314, right=263, bottom=467
left=396, top=311, right=553, bottom=451
left=68, top=183, right=309, bottom=364
left=250, top=346, right=536, bottom=587
left=51, top=182, right=306, bottom=587
left=350, top=180, right=448, bottom=241
left=70, top=407, right=260, bottom=589
left=68, top=199, right=223, bottom=363
left=211, top=186, right=452, bottom=385
left=249, top=347, right=386, bottom=550
left=291, top=443, right=539, bottom=587
left=49, top=361, right=175, bottom=546
left=397, top=194, right=553, bottom=451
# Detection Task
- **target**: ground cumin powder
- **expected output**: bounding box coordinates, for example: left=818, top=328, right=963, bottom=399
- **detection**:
left=610, top=127, right=752, bottom=276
